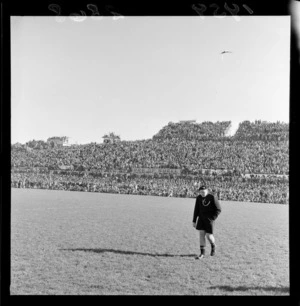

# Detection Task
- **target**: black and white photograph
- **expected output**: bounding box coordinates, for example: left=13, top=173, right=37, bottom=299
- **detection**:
left=5, top=1, right=298, bottom=297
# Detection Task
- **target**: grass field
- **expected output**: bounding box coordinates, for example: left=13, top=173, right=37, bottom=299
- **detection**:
left=10, top=188, right=289, bottom=295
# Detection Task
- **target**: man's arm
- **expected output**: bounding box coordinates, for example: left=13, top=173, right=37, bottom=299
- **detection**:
left=192, top=196, right=199, bottom=223
left=212, top=194, right=222, bottom=220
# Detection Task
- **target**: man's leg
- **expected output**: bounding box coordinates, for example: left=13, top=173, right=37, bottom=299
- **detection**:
left=195, top=230, right=206, bottom=259
left=206, top=233, right=216, bottom=256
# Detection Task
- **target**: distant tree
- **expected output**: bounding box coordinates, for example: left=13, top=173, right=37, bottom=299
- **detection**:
left=49, top=141, right=55, bottom=148
left=25, top=139, right=36, bottom=148
left=102, top=132, right=121, bottom=144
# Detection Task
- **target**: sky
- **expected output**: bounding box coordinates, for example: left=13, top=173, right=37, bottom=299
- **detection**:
left=11, top=16, right=290, bottom=144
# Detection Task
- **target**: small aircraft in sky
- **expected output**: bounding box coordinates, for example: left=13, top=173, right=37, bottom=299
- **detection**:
left=220, top=50, right=233, bottom=61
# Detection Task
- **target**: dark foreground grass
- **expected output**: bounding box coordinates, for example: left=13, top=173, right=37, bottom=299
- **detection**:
left=10, top=189, right=289, bottom=295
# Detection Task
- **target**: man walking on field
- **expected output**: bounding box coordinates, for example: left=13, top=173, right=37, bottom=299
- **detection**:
left=193, top=185, right=222, bottom=259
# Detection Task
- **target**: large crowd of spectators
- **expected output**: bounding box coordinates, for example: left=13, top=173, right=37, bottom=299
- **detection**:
left=11, top=139, right=289, bottom=175
left=234, top=120, right=289, bottom=141
left=11, top=171, right=288, bottom=204
left=11, top=120, right=289, bottom=204
left=153, top=121, right=232, bottom=141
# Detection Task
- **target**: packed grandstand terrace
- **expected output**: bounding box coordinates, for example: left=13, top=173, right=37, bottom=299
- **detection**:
left=11, top=120, right=289, bottom=204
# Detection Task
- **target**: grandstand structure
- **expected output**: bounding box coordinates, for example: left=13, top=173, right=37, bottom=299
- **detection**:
left=11, top=120, right=289, bottom=204
left=178, top=120, right=197, bottom=124
left=47, top=136, right=69, bottom=148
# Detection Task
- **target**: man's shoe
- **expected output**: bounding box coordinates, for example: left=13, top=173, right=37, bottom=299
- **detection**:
left=195, top=254, right=204, bottom=260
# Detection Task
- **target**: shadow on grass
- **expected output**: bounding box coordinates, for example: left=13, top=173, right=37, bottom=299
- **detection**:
left=208, top=285, right=289, bottom=294
left=60, top=248, right=196, bottom=258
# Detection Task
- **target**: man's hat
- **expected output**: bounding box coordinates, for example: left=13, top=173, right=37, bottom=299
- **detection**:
left=199, top=185, right=208, bottom=191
